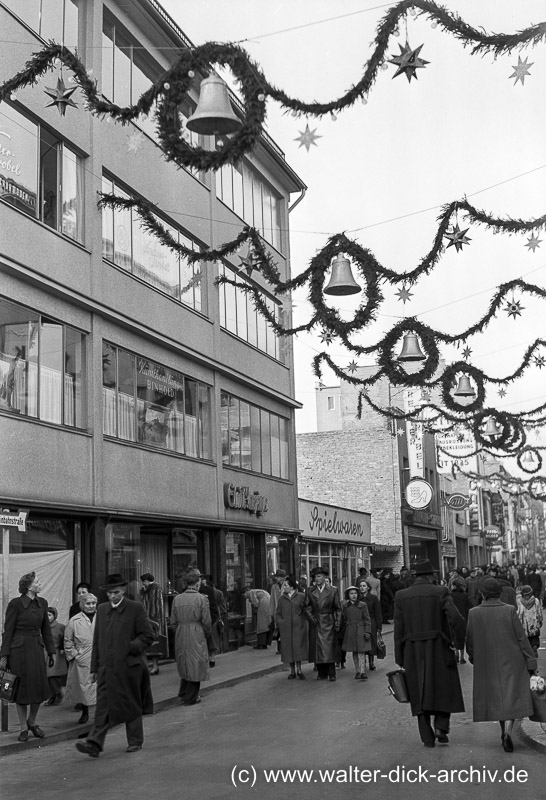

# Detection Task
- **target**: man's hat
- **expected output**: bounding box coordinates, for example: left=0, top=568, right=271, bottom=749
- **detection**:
left=100, top=573, right=128, bottom=590
left=480, top=577, right=501, bottom=597
left=311, top=565, right=329, bottom=576
left=413, top=559, right=435, bottom=576
left=274, top=569, right=287, bottom=578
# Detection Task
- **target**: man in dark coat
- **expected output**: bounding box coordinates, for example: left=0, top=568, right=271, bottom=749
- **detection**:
left=394, top=559, right=466, bottom=748
left=304, top=565, right=342, bottom=681
left=75, top=574, right=154, bottom=758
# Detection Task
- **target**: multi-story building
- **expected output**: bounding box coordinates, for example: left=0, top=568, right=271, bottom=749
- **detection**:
left=0, top=0, right=305, bottom=643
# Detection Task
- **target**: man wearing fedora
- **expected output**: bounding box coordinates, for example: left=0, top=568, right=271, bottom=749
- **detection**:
left=394, top=559, right=466, bottom=747
left=75, top=573, right=154, bottom=757
left=304, top=565, right=342, bottom=681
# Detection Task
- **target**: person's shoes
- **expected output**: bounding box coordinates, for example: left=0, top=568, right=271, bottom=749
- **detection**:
left=209, top=659, right=216, bottom=667
left=53, top=694, right=63, bottom=704
left=317, top=675, right=328, bottom=680
left=76, top=741, right=99, bottom=758
left=287, top=673, right=297, bottom=679
left=335, top=663, right=341, bottom=669
left=328, top=675, right=336, bottom=681
left=44, top=697, right=56, bottom=706
left=78, top=711, right=89, bottom=724
left=148, top=667, right=159, bottom=676
left=459, top=657, right=466, bottom=664
left=340, top=664, right=345, bottom=669
left=355, top=672, right=361, bottom=679
left=74, top=703, right=83, bottom=711
left=17, top=730, right=29, bottom=742
left=27, top=724, right=45, bottom=739
left=297, top=672, right=306, bottom=680
left=126, top=745, right=142, bottom=752
left=360, top=673, right=368, bottom=680
left=503, top=734, right=514, bottom=753
left=253, top=645, right=266, bottom=650
left=183, top=697, right=201, bottom=706
left=435, top=729, right=449, bottom=744
left=369, top=663, right=376, bottom=670
left=423, top=742, right=435, bottom=748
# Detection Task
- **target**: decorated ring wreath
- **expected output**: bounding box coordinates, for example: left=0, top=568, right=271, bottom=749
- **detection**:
left=440, top=361, right=486, bottom=414
left=516, top=449, right=543, bottom=475
left=472, top=409, right=526, bottom=453
left=529, top=477, right=546, bottom=501
left=377, top=319, right=440, bottom=387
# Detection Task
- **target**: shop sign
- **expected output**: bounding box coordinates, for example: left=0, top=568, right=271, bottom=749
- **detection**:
left=299, top=499, right=371, bottom=543
left=484, top=524, right=501, bottom=542
left=444, top=492, right=470, bottom=510
left=442, top=545, right=457, bottom=557
left=405, top=478, right=433, bottom=510
left=0, top=510, right=27, bottom=531
left=223, top=483, right=269, bottom=516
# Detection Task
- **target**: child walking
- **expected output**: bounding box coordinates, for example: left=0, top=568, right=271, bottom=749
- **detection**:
left=341, top=587, right=372, bottom=680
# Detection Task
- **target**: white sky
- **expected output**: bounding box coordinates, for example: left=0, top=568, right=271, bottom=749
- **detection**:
left=162, top=1, right=546, bottom=474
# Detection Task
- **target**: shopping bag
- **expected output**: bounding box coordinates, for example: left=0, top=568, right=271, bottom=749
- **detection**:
left=386, top=669, right=410, bottom=703
left=376, top=632, right=386, bottom=659
left=0, top=669, right=20, bottom=703
left=529, top=675, right=546, bottom=722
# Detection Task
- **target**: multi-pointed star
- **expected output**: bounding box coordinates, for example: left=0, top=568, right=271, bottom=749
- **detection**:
left=509, top=56, right=533, bottom=86
left=320, top=330, right=334, bottom=345
left=505, top=298, right=524, bottom=319
left=238, top=251, right=257, bottom=277
left=347, top=360, right=359, bottom=374
left=498, top=387, right=507, bottom=398
left=388, top=41, right=429, bottom=82
left=462, top=346, right=472, bottom=360
left=397, top=427, right=405, bottom=437
left=44, top=76, right=78, bottom=116
left=127, top=130, right=144, bottom=154
left=294, top=124, right=322, bottom=152
left=395, top=285, right=414, bottom=303
left=444, top=224, right=472, bottom=252
left=525, top=233, right=542, bottom=252
left=534, top=355, right=546, bottom=369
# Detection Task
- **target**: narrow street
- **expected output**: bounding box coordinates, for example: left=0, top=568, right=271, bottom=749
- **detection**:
left=1, top=648, right=543, bottom=800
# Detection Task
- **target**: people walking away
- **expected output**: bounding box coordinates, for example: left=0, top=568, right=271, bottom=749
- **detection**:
left=525, top=565, right=543, bottom=600
left=0, top=572, right=55, bottom=742
left=64, top=593, right=98, bottom=724
left=304, top=565, right=342, bottom=681
left=497, top=569, right=517, bottom=608
left=366, top=569, right=381, bottom=599
left=75, top=574, right=154, bottom=757
left=245, top=587, right=271, bottom=649
left=341, top=587, right=371, bottom=680
left=465, top=567, right=483, bottom=607
left=171, top=569, right=211, bottom=706
left=517, top=584, right=543, bottom=658
left=449, top=578, right=471, bottom=663
left=196, top=571, right=218, bottom=663
left=380, top=570, right=395, bottom=623
left=274, top=575, right=308, bottom=679
left=394, top=559, right=466, bottom=748
left=358, top=579, right=382, bottom=671
left=269, top=569, right=286, bottom=654
left=45, top=607, right=67, bottom=705
left=466, top=577, right=537, bottom=752
left=69, top=582, right=93, bottom=619
left=139, top=573, right=165, bottom=676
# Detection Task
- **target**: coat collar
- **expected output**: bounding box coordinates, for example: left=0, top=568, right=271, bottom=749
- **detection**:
left=19, top=594, right=42, bottom=609
left=107, top=597, right=128, bottom=614
left=480, top=597, right=504, bottom=606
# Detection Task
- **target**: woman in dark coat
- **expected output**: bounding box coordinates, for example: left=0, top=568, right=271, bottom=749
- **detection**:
left=275, top=575, right=308, bottom=679
left=0, top=572, right=55, bottom=742
left=380, top=570, right=395, bottom=623
left=358, top=578, right=382, bottom=670
left=341, top=587, right=371, bottom=680
left=466, top=577, right=537, bottom=752
left=450, top=578, right=472, bottom=663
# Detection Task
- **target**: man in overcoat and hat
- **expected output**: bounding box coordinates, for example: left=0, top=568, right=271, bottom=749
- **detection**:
left=304, top=565, right=342, bottom=680
left=75, top=574, right=154, bottom=757
left=393, top=559, right=466, bottom=747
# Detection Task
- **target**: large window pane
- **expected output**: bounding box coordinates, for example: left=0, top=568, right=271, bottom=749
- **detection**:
left=118, top=348, right=136, bottom=440
left=270, top=414, right=280, bottom=477
left=223, top=272, right=237, bottom=333
left=113, top=30, right=132, bottom=108
left=221, top=391, right=230, bottom=465
left=246, top=293, right=257, bottom=347
left=0, top=104, right=38, bottom=217
left=39, top=320, right=63, bottom=424
left=260, top=410, right=271, bottom=475
left=240, top=401, right=251, bottom=470
left=113, top=187, right=132, bottom=271
left=0, top=300, right=39, bottom=417
left=198, top=383, right=211, bottom=460
left=184, top=378, right=198, bottom=457
left=242, top=164, right=253, bottom=224
left=236, top=284, right=247, bottom=341
left=62, top=146, right=83, bottom=242
left=229, top=396, right=241, bottom=467
left=250, top=406, right=261, bottom=472
left=232, top=163, right=244, bottom=218
left=279, top=417, right=289, bottom=479
left=40, top=129, right=59, bottom=231
left=101, top=176, right=114, bottom=260
left=102, top=341, right=117, bottom=436
left=64, top=326, right=84, bottom=427
left=101, top=27, right=115, bottom=100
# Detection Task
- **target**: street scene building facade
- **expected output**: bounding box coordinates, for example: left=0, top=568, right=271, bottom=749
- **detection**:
left=0, top=0, right=306, bottom=646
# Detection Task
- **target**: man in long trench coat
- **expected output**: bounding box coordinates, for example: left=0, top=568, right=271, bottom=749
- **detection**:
left=304, top=565, right=342, bottom=680
left=394, top=559, right=466, bottom=747
left=75, top=573, right=154, bottom=757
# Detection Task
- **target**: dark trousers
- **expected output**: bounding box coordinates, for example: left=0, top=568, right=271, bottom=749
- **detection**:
left=417, top=711, right=450, bottom=745
left=316, top=663, right=335, bottom=678
left=179, top=678, right=200, bottom=705
left=256, top=631, right=269, bottom=647
left=87, top=711, right=143, bottom=751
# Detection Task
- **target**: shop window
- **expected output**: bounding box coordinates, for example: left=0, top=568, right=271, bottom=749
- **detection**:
left=102, top=342, right=212, bottom=460
left=105, top=523, right=141, bottom=598
left=0, top=103, right=84, bottom=241
left=3, top=0, right=79, bottom=47
left=0, top=296, right=85, bottom=427
left=102, top=175, right=203, bottom=313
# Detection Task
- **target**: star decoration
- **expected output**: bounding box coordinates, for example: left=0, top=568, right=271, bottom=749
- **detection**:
left=127, top=130, right=144, bottom=154
left=525, top=233, right=542, bottom=252
left=444, top=224, right=472, bottom=252
left=509, top=57, right=533, bottom=86
left=347, top=360, right=359, bottom=374
left=462, top=346, right=472, bottom=360
left=388, top=41, right=429, bottom=82
left=397, top=427, right=405, bottom=437
left=320, top=330, right=334, bottom=345
left=238, top=252, right=257, bottom=277
left=505, top=298, right=524, bottom=319
left=395, top=285, right=414, bottom=303
left=534, top=355, right=546, bottom=369
left=295, top=124, right=322, bottom=152
left=498, top=388, right=507, bottom=398
left=44, top=76, right=78, bottom=116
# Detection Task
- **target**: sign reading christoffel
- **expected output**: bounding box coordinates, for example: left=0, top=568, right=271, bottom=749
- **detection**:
left=298, top=499, right=371, bottom=544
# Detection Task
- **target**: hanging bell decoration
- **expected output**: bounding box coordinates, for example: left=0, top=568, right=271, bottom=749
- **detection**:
left=453, top=375, right=476, bottom=398
left=186, top=74, right=242, bottom=136
left=483, top=417, right=500, bottom=438
left=521, top=450, right=537, bottom=464
left=397, top=332, right=426, bottom=362
left=323, top=254, right=361, bottom=296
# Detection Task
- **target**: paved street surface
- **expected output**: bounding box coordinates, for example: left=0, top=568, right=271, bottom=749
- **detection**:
left=2, top=634, right=545, bottom=800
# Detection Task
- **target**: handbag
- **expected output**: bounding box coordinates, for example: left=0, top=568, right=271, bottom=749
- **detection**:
left=0, top=668, right=20, bottom=703
left=529, top=675, right=546, bottom=722
left=376, top=631, right=386, bottom=659
left=387, top=669, right=410, bottom=703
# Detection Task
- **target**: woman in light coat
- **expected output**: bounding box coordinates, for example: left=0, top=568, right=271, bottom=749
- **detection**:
left=274, top=576, right=308, bottom=679
left=63, top=594, right=97, bottom=724
left=245, top=587, right=271, bottom=649
left=171, top=570, right=211, bottom=706
left=466, top=577, right=537, bottom=752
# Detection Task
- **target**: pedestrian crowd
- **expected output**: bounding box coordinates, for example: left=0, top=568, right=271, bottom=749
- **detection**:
left=0, top=559, right=543, bottom=757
